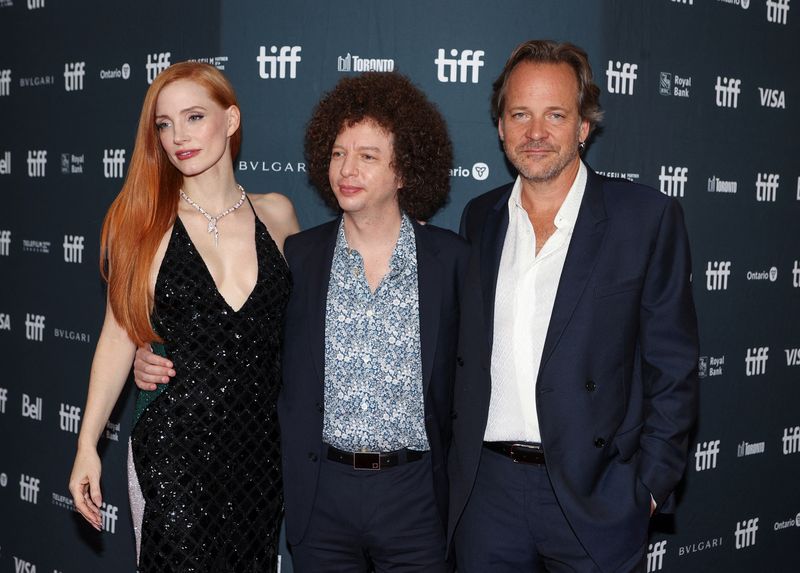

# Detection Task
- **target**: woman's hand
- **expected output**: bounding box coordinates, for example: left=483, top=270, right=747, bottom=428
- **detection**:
left=68, top=446, right=103, bottom=531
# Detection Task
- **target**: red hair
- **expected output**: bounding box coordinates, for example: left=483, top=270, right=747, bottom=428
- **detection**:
left=100, top=62, right=241, bottom=345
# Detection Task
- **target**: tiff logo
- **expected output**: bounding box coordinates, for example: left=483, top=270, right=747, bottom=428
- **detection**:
left=658, top=166, right=688, bottom=197
left=64, top=61, right=85, bottom=91
left=734, top=518, right=759, bottom=549
left=103, top=149, right=125, bottom=178
left=59, top=403, right=81, bottom=433
left=0, top=387, right=7, bottom=413
left=19, top=474, right=40, bottom=504
left=434, top=49, right=485, bottom=83
left=25, top=313, right=45, bottom=341
left=706, top=261, right=731, bottom=291
left=101, top=502, right=119, bottom=533
left=793, top=261, right=800, bottom=287
left=27, top=0, right=44, bottom=7
left=756, top=173, right=779, bottom=201
left=27, top=150, right=47, bottom=177
left=146, top=52, right=171, bottom=84
left=694, top=440, right=720, bottom=471
left=0, top=229, right=10, bottom=256
left=63, top=235, right=84, bottom=263
left=745, top=347, right=769, bottom=376
left=257, top=46, right=302, bottom=79
left=606, top=60, right=638, bottom=95
left=783, top=426, right=800, bottom=454
left=714, top=77, right=741, bottom=108
left=21, top=393, right=43, bottom=420
left=13, top=557, right=37, bottom=573
left=647, top=540, right=667, bottom=572
left=0, top=69, right=11, bottom=96
left=766, top=0, right=790, bottom=24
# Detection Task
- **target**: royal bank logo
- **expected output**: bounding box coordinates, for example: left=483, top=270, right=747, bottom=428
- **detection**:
left=450, top=162, right=490, bottom=181
left=759, top=87, right=786, bottom=109
left=707, top=175, right=737, bottom=194
left=0, top=69, right=11, bottom=96
left=793, top=261, right=800, bottom=287
left=435, top=49, right=484, bottom=83
left=716, top=0, right=750, bottom=8
left=737, top=440, right=765, bottom=457
left=0, top=150, right=10, bottom=174
left=659, top=72, right=691, bottom=97
left=59, top=403, right=81, bottom=434
left=103, top=148, right=126, bottom=178
left=63, top=235, right=84, bottom=263
left=99, top=63, right=131, bottom=80
left=745, top=347, right=769, bottom=376
left=21, top=393, right=43, bottom=421
left=19, top=474, right=40, bottom=503
left=605, top=60, right=638, bottom=95
left=146, top=52, right=171, bottom=84
left=756, top=173, right=779, bottom=201
left=25, top=314, right=45, bottom=341
left=63, top=61, right=85, bottom=92
left=27, top=0, right=44, bottom=7
left=734, top=517, right=759, bottom=549
left=105, top=419, right=120, bottom=442
left=0, top=313, right=9, bottom=331
left=714, top=77, right=741, bottom=108
left=337, top=53, right=395, bottom=73
left=783, top=426, right=800, bottom=454
left=237, top=159, right=306, bottom=174
left=188, top=56, right=229, bottom=70
left=658, top=165, right=688, bottom=197
left=22, top=239, right=50, bottom=254
left=0, top=387, right=7, bottom=413
left=60, top=153, right=84, bottom=174
left=257, top=45, right=302, bottom=79
left=13, top=557, right=37, bottom=573
left=646, top=540, right=667, bottom=572
left=694, top=440, right=720, bottom=471
left=705, top=261, right=731, bottom=290
left=27, top=150, right=47, bottom=177
left=101, top=502, right=119, bottom=533
left=0, top=230, right=10, bottom=256
left=698, top=355, right=725, bottom=378
left=766, top=0, right=790, bottom=24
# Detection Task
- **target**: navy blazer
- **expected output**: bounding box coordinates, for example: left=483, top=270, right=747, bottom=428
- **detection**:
left=448, top=168, right=699, bottom=572
left=279, top=217, right=469, bottom=546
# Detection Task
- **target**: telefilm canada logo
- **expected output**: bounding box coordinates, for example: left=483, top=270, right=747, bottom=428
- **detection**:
left=189, top=56, right=229, bottom=70
left=606, top=60, right=638, bottom=95
left=450, top=162, right=490, bottom=181
left=435, top=49, right=485, bottom=84
left=659, top=72, right=691, bottom=98
left=337, top=53, right=395, bottom=73
left=257, top=45, right=302, bottom=79
left=22, top=239, right=50, bottom=254
left=595, top=169, right=641, bottom=182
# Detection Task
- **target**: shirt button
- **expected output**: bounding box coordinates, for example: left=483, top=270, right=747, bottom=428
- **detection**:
left=352, top=267, right=360, bottom=277
left=585, top=380, right=596, bottom=392
left=366, top=308, right=374, bottom=317
left=594, top=438, right=606, bottom=449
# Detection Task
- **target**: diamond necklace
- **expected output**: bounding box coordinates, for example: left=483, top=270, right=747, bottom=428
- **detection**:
left=179, top=184, right=246, bottom=246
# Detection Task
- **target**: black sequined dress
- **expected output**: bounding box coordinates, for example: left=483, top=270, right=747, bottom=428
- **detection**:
left=128, top=205, right=289, bottom=572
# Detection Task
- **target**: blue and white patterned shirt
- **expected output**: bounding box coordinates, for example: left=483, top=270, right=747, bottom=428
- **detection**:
left=322, top=215, right=429, bottom=452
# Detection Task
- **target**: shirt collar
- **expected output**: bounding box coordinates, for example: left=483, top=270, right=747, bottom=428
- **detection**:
left=508, top=160, right=587, bottom=232
left=335, top=213, right=416, bottom=274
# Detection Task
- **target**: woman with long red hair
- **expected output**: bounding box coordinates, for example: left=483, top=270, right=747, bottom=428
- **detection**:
left=68, top=62, right=298, bottom=571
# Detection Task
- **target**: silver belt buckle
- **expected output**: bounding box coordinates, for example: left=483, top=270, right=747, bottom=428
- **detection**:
left=353, top=451, right=381, bottom=470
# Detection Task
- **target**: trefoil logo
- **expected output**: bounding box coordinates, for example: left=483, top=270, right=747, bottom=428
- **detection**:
left=434, top=49, right=484, bottom=83
left=257, top=46, right=302, bottom=79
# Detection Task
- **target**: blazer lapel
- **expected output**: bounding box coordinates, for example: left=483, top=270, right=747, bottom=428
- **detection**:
left=305, top=219, right=339, bottom=385
left=480, top=186, right=512, bottom=351
left=413, top=221, right=441, bottom=395
left=539, top=170, right=608, bottom=372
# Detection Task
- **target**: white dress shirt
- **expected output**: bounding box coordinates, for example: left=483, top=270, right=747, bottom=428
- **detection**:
left=484, top=161, right=587, bottom=442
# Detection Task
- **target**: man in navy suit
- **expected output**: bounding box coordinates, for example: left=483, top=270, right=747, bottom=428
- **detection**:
left=448, top=40, right=699, bottom=573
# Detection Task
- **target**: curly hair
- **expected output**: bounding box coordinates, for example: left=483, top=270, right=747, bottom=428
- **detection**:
left=305, top=72, right=453, bottom=221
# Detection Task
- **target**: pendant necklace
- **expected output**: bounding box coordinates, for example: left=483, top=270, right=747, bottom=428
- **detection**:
left=179, top=184, right=246, bottom=246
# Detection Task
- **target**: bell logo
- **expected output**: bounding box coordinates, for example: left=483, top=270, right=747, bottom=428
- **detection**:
left=27, top=150, right=47, bottom=177
left=605, top=61, right=638, bottom=95
left=434, top=49, right=485, bottom=84
left=759, top=87, right=786, bottom=109
left=705, top=261, right=731, bottom=291
left=734, top=517, right=759, bottom=549
left=745, top=347, right=768, bottom=376
left=694, top=440, right=720, bottom=471
left=766, top=0, right=790, bottom=24
left=257, top=45, right=302, bottom=79
left=63, top=234, right=84, bottom=263
left=103, top=149, right=126, bottom=178
left=101, top=502, right=119, bottom=533
left=63, top=61, right=85, bottom=92
left=146, top=52, right=171, bottom=84
left=782, top=426, right=800, bottom=454
left=21, top=393, right=43, bottom=421
left=25, top=313, right=45, bottom=341
left=59, top=403, right=81, bottom=433
left=755, top=173, right=779, bottom=202
left=714, top=76, right=741, bottom=108
left=0, top=69, right=11, bottom=96
left=13, top=557, right=37, bottom=573
left=658, top=165, right=688, bottom=197
left=646, top=540, right=667, bottom=572
left=0, top=229, right=10, bottom=256
left=19, top=474, right=40, bottom=504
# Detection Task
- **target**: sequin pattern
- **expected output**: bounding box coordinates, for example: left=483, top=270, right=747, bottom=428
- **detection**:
left=129, top=210, right=290, bottom=572
left=322, top=215, right=429, bottom=452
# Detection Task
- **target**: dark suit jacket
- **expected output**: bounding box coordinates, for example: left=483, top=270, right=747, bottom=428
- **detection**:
left=448, top=168, right=699, bottom=572
left=279, top=216, right=469, bottom=546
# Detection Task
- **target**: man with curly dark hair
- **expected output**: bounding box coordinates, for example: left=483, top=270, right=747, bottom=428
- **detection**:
left=279, top=72, right=467, bottom=572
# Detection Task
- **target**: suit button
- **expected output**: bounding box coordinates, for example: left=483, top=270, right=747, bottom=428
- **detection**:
left=585, top=380, right=596, bottom=392
left=308, top=452, right=318, bottom=462
left=456, top=356, right=464, bottom=367
left=594, top=438, right=605, bottom=449
left=316, top=402, right=324, bottom=413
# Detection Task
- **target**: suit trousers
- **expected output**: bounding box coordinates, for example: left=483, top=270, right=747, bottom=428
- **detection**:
left=290, top=448, right=450, bottom=573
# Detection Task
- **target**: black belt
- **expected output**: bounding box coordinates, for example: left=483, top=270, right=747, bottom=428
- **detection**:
left=325, top=443, right=426, bottom=470
left=483, top=441, right=546, bottom=465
